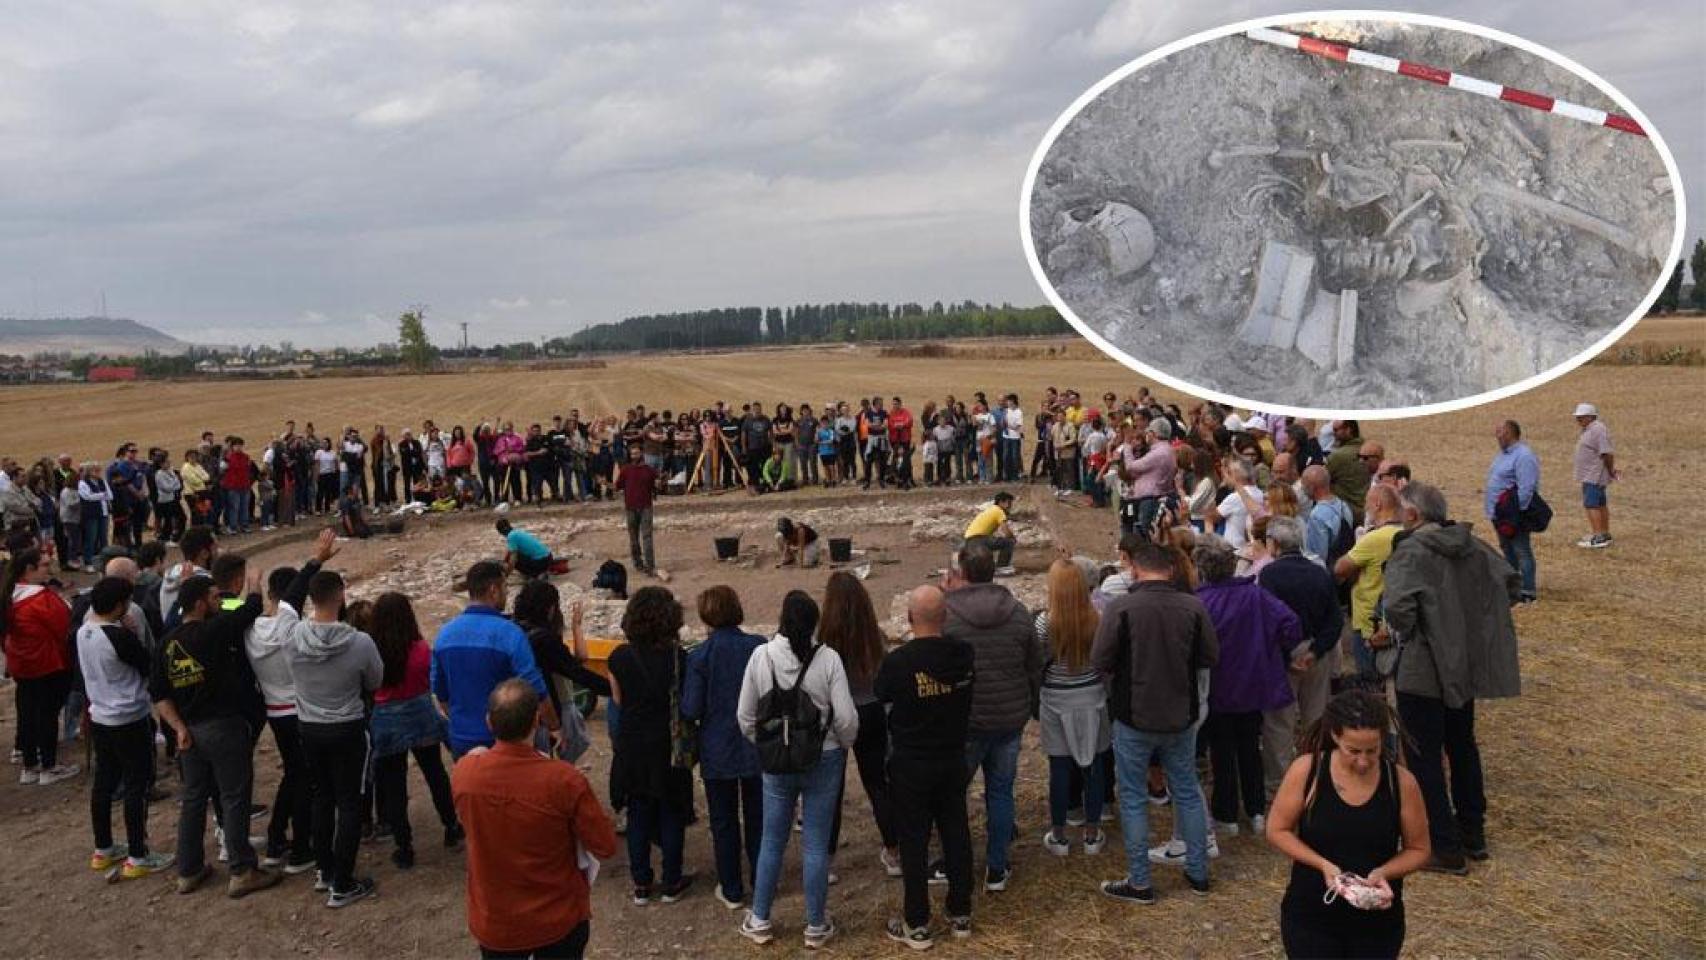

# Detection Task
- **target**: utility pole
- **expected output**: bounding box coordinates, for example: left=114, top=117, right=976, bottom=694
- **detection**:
left=460, top=321, right=469, bottom=352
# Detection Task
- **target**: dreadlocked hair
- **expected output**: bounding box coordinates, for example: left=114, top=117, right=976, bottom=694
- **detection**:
left=1299, top=688, right=1400, bottom=757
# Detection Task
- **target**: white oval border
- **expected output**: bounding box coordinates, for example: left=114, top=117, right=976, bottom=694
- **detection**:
left=1019, top=8, right=1688, bottom=421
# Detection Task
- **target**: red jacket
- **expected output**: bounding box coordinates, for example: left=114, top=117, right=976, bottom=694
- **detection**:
left=888, top=407, right=913, bottom=446
left=221, top=450, right=255, bottom=490
left=452, top=739, right=617, bottom=952
left=3, top=584, right=72, bottom=679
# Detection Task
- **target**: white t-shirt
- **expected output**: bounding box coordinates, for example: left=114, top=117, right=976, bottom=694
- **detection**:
left=1082, top=429, right=1109, bottom=457
left=1003, top=407, right=1023, bottom=441
left=314, top=449, right=338, bottom=476
left=975, top=412, right=995, bottom=440
left=1216, top=485, right=1267, bottom=549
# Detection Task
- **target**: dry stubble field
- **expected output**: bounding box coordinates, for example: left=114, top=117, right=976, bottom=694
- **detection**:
left=0, top=335, right=1702, bottom=959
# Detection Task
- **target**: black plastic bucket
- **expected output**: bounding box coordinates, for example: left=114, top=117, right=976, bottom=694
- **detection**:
left=828, top=538, right=853, bottom=563
left=714, top=536, right=741, bottom=560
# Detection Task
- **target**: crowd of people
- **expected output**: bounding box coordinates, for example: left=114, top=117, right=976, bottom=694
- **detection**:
left=0, top=387, right=1620, bottom=958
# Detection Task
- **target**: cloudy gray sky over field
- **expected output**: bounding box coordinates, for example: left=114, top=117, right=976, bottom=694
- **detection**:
left=1, top=0, right=1700, bottom=348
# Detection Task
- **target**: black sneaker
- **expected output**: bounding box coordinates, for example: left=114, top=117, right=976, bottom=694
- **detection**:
left=1187, top=874, right=1210, bottom=896
left=885, top=917, right=935, bottom=951
left=926, top=859, right=948, bottom=886
left=983, top=866, right=1010, bottom=892
left=326, top=876, right=376, bottom=909
left=1099, top=879, right=1156, bottom=904
left=248, top=803, right=270, bottom=821
left=1423, top=852, right=1470, bottom=876
left=443, top=823, right=465, bottom=849
left=1462, top=832, right=1490, bottom=861
left=659, top=874, right=695, bottom=903
left=283, top=853, right=317, bottom=876
left=632, top=884, right=654, bottom=905
left=948, top=915, right=972, bottom=939
left=391, top=846, right=415, bottom=870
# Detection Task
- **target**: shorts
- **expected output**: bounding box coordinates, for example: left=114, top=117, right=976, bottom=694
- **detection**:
left=819, top=453, right=837, bottom=468
left=1581, top=482, right=1607, bottom=509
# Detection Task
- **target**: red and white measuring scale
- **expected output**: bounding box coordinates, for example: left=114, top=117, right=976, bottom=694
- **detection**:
left=1244, top=26, right=1646, bottom=138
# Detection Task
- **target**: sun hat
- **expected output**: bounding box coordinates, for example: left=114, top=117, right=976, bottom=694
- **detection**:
left=1573, top=402, right=1598, bottom=418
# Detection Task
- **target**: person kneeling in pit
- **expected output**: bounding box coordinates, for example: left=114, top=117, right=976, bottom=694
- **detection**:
left=963, top=491, right=1018, bottom=571
left=496, top=518, right=557, bottom=579
left=775, top=517, right=820, bottom=568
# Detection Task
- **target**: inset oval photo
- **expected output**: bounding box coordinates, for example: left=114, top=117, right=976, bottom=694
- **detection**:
left=1023, top=14, right=1684, bottom=417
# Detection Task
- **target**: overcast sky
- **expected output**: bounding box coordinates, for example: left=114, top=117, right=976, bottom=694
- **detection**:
left=2, top=1, right=1700, bottom=348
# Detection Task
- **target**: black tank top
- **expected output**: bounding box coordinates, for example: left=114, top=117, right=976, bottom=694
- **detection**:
left=1282, top=751, right=1405, bottom=922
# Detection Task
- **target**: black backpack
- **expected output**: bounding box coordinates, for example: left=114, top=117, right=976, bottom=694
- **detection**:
left=754, top=644, right=827, bottom=774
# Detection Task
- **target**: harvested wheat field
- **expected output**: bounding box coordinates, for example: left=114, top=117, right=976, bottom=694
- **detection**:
left=0, top=340, right=1701, bottom=959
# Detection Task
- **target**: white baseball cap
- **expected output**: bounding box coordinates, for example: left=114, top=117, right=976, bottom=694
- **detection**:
left=1245, top=414, right=1270, bottom=434
left=1224, top=413, right=1245, bottom=432
left=1573, top=403, right=1599, bottom=418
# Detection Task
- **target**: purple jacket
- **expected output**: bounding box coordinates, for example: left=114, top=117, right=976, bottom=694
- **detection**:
left=1196, top=578, right=1300, bottom=713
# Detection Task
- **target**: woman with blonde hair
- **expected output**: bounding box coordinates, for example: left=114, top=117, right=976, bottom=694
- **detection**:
left=1037, top=558, right=1109, bottom=856
left=1265, top=482, right=1302, bottom=519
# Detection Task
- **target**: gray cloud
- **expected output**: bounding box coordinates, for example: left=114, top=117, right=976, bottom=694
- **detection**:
left=0, top=1, right=1698, bottom=347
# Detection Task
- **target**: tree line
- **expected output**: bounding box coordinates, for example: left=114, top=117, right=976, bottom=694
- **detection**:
left=553, top=301, right=1070, bottom=353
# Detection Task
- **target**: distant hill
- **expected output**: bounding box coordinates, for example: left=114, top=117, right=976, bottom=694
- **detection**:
left=0, top=317, right=189, bottom=358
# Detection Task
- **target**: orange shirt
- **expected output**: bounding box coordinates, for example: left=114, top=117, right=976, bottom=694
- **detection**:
left=452, top=739, right=617, bottom=952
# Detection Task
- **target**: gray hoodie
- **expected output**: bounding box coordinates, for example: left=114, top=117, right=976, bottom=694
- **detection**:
left=284, top=619, right=383, bottom=725
left=158, top=562, right=208, bottom=624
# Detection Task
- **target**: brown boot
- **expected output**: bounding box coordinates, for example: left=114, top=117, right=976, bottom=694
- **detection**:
left=227, top=867, right=283, bottom=899
left=176, top=864, right=214, bottom=895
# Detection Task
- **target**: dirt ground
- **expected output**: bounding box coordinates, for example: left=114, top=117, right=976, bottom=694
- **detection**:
left=0, top=352, right=1702, bottom=958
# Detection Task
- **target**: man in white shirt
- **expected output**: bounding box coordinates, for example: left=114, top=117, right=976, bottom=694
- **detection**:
left=1000, top=394, right=1024, bottom=483
left=1207, top=458, right=1266, bottom=549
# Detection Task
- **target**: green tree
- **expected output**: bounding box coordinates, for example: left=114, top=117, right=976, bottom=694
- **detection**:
left=1690, top=238, right=1706, bottom=311
left=398, top=309, right=435, bottom=371
left=1652, top=260, right=1684, bottom=314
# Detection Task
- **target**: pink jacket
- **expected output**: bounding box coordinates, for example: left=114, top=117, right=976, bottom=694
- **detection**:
left=493, top=432, right=527, bottom=466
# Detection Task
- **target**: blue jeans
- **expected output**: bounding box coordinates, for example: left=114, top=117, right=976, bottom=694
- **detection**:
left=82, top=518, right=106, bottom=568
left=704, top=776, right=763, bottom=900
left=1000, top=437, right=1021, bottom=481
left=1498, top=530, right=1536, bottom=597
left=224, top=489, right=251, bottom=533
left=1112, top=721, right=1208, bottom=888
left=1048, top=754, right=1103, bottom=829
left=964, top=730, right=1021, bottom=873
left=1348, top=629, right=1377, bottom=683
left=751, top=748, right=845, bottom=927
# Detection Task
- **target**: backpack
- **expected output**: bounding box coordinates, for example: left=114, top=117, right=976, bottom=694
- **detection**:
left=1323, top=501, right=1356, bottom=569
left=753, top=643, right=827, bottom=774
left=592, top=560, right=627, bottom=599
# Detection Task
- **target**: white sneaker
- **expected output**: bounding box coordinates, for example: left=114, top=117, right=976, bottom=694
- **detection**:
left=37, top=763, right=80, bottom=785
left=1147, top=835, right=1222, bottom=866
left=738, top=912, right=775, bottom=946
left=1212, top=819, right=1240, bottom=836
left=1042, top=830, right=1070, bottom=857
left=1575, top=535, right=1597, bottom=548
left=19, top=767, right=40, bottom=785
left=880, top=848, right=903, bottom=878
left=803, top=915, right=837, bottom=950
left=1250, top=814, right=1266, bottom=837
left=1083, top=828, right=1106, bottom=856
